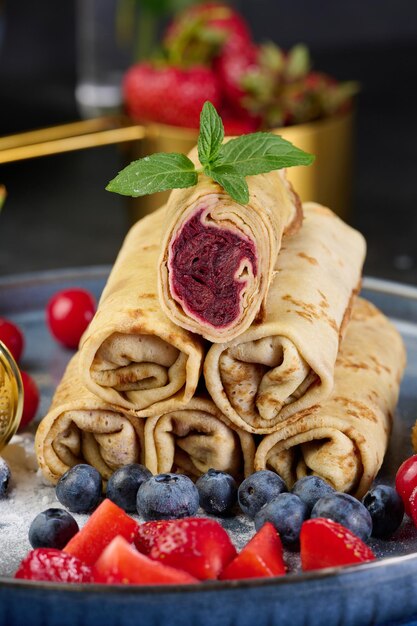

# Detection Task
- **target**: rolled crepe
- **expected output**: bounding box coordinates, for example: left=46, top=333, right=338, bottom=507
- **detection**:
left=204, top=203, right=366, bottom=434
left=254, top=298, right=406, bottom=498
left=78, top=207, right=205, bottom=416
left=144, top=397, right=255, bottom=480
left=158, top=145, right=302, bottom=343
left=35, top=355, right=145, bottom=484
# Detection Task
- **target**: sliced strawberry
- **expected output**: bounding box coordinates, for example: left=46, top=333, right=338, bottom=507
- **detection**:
left=220, top=522, right=286, bottom=580
left=300, top=518, right=376, bottom=571
left=14, top=548, right=94, bottom=583
left=123, top=63, right=221, bottom=129
left=63, top=499, right=138, bottom=566
left=94, top=536, right=198, bottom=585
left=135, top=517, right=237, bottom=580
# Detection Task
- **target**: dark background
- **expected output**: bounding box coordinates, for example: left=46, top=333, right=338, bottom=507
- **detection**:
left=1, top=0, right=417, bottom=281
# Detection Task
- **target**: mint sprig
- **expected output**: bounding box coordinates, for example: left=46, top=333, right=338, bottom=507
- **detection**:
left=106, top=101, right=314, bottom=204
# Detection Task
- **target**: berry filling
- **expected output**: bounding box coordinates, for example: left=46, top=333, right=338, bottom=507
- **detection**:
left=168, top=208, right=257, bottom=328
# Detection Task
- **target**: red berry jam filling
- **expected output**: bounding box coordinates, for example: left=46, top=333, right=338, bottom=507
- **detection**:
left=169, top=208, right=257, bottom=328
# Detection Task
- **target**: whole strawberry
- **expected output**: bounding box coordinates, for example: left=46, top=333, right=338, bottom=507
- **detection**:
left=14, top=548, right=94, bottom=583
left=124, top=63, right=221, bottom=128
left=215, top=42, right=260, bottom=113
left=163, top=2, right=252, bottom=66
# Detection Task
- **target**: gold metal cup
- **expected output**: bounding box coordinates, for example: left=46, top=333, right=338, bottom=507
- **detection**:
left=126, top=110, right=354, bottom=223
left=0, top=341, right=23, bottom=449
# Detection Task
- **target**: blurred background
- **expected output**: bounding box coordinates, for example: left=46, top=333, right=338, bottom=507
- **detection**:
left=0, top=0, right=417, bottom=282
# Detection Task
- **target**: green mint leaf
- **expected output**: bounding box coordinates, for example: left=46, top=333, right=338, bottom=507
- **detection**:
left=106, top=153, right=197, bottom=197
left=219, top=133, right=315, bottom=177
left=197, top=101, right=224, bottom=167
left=206, top=165, right=249, bottom=204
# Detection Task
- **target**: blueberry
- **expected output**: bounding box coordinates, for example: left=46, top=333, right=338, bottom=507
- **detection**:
left=56, top=464, right=102, bottom=513
left=0, top=458, right=11, bottom=499
left=196, top=469, right=237, bottom=516
left=362, top=484, right=404, bottom=538
left=292, top=476, right=335, bottom=514
left=311, top=492, right=372, bottom=542
left=29, top=508, right=79, bottom=549
left=137, top=473, right=199, bottom=520
left=254, top=493, right=308, bottom=547
left=238, top=470, right=287, bottom=519
left=106, top=464, right=152, bottom=513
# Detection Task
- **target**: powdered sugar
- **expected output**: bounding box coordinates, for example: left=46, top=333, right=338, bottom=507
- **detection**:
left=0, top=433, right=89, bottom=576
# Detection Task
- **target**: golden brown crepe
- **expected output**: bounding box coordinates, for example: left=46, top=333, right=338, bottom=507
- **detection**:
left=35, top=355, right=145, bottom=484
left=144, top=397, right=255, bottom=480
left=78, top=207, right=204, bottom=417
left=158, top=145, right=302, bottom=343
left=204, top=203, right=366, bottom=434
left=254, top=298, right=406, bottom=498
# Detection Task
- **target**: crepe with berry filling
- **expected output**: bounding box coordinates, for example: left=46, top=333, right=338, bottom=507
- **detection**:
left=204, top=203, right=366, bottom=434
left=78, top=207, right=204, bottom=417
left=254, top=298, right=406, bottom=499
left=35, top=355, right=145, bottom=484
left=144, top=397, right=255, bottom=480
left=158, top=145, right=302, bottom=343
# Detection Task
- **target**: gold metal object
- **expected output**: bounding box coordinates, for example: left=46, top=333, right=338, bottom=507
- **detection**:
left=0, top=341, right=23, bottom=450
left=0, top=117, right=145, bottom=163
left=0, top=111, right=353, bottom=219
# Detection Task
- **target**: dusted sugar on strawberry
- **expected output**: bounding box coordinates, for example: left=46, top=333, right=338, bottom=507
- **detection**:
left=300, top=518, right=376, bottom=571
left=220, top=522, right=286, bottom=580
left=14, top=548, right=94, bottom=583
left=169, top=208, right=257, bottom=328
left=135, top=517, right=237, bottom=580
left=94, top=536, right=198, bottom=585
left=63, top=499, right=138, bottom=566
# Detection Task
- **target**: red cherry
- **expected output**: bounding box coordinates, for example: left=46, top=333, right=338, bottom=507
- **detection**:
left=46, top=289, right=96, bottom=349
left=0, top=318, right=24, bottom=362
left=19, top=371, right=40, bottom=429
left=395, top=454, right=417, bottom=516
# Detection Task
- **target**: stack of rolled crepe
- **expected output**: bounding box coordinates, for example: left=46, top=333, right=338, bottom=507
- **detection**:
left=35, top=205, right=255, bottom=484
left=36, top=170, right=406, bottom=499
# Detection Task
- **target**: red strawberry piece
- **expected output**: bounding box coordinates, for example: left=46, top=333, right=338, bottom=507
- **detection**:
left=135, top=517, right=237, bottom=580
left=300, top=518, right=376, bottom=571
left=94, top=536, right=198, bottom=585
left=63, top=499, right=138, bottom=566
left=14, top=548, right=94, bottom=583
left=123, top=63, right=221, bottom=129
left=219, top=522, right=286, bottom=580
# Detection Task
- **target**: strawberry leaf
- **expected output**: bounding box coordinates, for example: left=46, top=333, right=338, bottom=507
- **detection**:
left=206, top=164, right=249, bottom=204
left=0, top=186, right=6, bottom=212
left=219, top=132, right=315, bottom=176
left=106, top=153, right=197, bottom=197
left=198, top=101, right=224, bottom=167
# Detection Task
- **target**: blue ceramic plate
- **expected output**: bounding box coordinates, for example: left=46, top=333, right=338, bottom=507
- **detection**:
left=0, top=268, right=416, bottom=626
